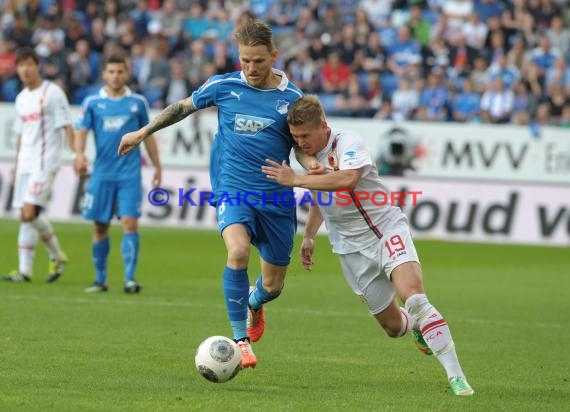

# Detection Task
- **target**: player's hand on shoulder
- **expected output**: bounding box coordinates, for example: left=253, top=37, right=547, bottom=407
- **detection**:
left=307, top=160, right=326, bottom=175
left=118, top=130, right=145, bottom=156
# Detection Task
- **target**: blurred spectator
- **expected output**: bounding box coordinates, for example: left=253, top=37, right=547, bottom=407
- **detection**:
left=67, top=38, right=100, bottom=102
left=336, top=73, right=372, bottom=117
left=480, top=77, right=514, bottom=123
left=359, top=0, right=392, bottom=30
left=208, top=9, right=234, bottom=43
left=102, top=0, right=125, bottom=40
left=417, top=69, right=450, bottom=121
left=449, top=31, right=477, bottom=78
left=335, top=24, right=363, bottom=71
left=546, top=15, right=570, bottom=60
left=31, top=13, right=65, bottom=58
left=362, top=31, right=386, bottom=73
left=287, top=47, right=320, bottom=93
left=320, top=51, right=351, bottom=94
left=529, top=0, right=560, bottom=30
left=443, top=0, right=473, bottom=26
left=451, top=77, right=480, bottom=122
left=506, top=36, right=529, bottom=72
left=545, top=58, right=570, bottom=95
left=462, top=12, right=487, bottom=50
left=546, top=84, right=568, bottom=125
left=129, top=0, right=152, bottom=39
left=137, top=41, right=169, bottom=107
left=511, top=80, right=532, bottom=125
left=89, top=17, right=108, bottom=54
left=268, top=0, right=303, bottom=31
left=391, top=76, right=419, bottom=121
left=165, top=57, right=190, bottom=105
left=473, top=0, right=504, bottom=23
left=212, top=41, right=235, bottom=74
left=528, top=34, right=561, bottom=77
left=485, top=54, right=520, bottom=90
left=386, top=26, right=421, bottom=77
left=354, top=8, right=374, bottom=40
left=406, top=4, right=431, bottom=47
left=150, top=0, right=182, bottom=51
left=182, top=3, right=209, bottom=41
left=3, top=12, right=32, bottom=49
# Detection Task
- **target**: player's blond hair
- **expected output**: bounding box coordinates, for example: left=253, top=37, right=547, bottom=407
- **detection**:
left=234, top=19, right=275, bottom=51
left=287, top=95, right=326, bottom=128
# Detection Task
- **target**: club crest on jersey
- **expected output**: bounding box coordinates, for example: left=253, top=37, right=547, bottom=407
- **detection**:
left=275, top=100, right=289, bottom=115
left=130, top=102, right=138, bottom=112
left=234, top=114, right=275, bottom=136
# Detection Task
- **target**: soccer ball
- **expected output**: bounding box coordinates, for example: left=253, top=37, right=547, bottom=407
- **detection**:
left=195, top=336, right=242, bottom=383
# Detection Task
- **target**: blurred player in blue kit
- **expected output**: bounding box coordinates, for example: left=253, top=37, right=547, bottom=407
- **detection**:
left=118, top=20, right=315, bottom=368
left=74, top=55, right=162, bottom=294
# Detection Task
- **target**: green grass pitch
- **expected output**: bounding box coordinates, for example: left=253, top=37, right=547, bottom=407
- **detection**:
left=0, top=219, right=568, bottom=411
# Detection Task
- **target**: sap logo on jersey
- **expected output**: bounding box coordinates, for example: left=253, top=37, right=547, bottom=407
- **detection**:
left=234, top=114, right=275, bottom=136
left=103, top=116, right=129, bottom=132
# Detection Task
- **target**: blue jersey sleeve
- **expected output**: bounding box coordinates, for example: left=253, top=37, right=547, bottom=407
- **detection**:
left=76, top=97, right=94, bottom=130
left=191, top=74, right=228, bottom=110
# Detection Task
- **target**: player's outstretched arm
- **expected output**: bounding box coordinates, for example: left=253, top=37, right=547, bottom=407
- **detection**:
left=263, top=159, right=363, bottom=191
left=300, top=196, right=324, bottom=271
left=118, top=97, right=197, bottom=156
left=143, top=135, right=162, bottom=188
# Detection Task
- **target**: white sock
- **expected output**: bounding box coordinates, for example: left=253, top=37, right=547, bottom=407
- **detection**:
left=398, top=307, right=413, bottom=337
left=18, top=222, right=38, bottom=275
left=406, top=293, right=465, bottom=380
left=31, top=214, right=63, bottom=260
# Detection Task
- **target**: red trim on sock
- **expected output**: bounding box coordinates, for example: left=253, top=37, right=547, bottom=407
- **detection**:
left=421, top=318, right=447, bottom=335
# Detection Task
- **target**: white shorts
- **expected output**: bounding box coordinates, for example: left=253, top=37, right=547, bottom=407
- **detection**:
left=12, top=170, right=57, bottom=209
left=337, top=221, right=420, bottom=315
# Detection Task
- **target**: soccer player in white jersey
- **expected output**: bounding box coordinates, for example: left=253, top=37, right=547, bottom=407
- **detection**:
left=117, top=20, right=315, bottom=369
left=1, top=47, right=74, bottom=283
left=262, top=95, right=475, bottom=396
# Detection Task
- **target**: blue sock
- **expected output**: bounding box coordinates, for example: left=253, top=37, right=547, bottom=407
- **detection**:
left=223, top=266, right=249, bottom=340
left=92, top=238, right=110, bottom=285
left=248, top=275, right=282, bottom=310
left=121, top=232, right=139, bottom=282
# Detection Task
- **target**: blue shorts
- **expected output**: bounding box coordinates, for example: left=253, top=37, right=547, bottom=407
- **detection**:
left=82, top=177, right=142, bottom=223
left=216, top=197, right=296, bottom=266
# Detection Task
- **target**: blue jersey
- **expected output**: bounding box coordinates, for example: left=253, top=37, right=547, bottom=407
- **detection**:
left=191, top=70, right=303, bottom=201
left=76, top=88, right=149, bottom=181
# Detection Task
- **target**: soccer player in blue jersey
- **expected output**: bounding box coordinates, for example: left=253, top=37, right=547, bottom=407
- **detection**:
left=118, top=20, right=314, bottom=368
left=74, top=55, right=162, bottom=294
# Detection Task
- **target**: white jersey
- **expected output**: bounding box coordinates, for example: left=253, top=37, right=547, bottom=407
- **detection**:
left=14, top=80, right=72, bottom=173
left=313, top=127, right=407, bottom=254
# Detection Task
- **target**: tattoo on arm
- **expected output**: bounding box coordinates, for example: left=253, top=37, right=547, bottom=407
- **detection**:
left=145, top=101, right=196, bottom=135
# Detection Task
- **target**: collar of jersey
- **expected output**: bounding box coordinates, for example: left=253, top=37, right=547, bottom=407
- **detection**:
left=99, top=86, right=132, bottom=99
left=239, top=68, right=288, bottom=91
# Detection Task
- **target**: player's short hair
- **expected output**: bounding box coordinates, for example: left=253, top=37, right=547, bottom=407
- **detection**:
left=234, top=19, right=275, bottom=51
left=104, top=55, right=128, bottom=69
left=287, top=95, right=326, bottom=128
left=15, top=47, right=40, bottom=65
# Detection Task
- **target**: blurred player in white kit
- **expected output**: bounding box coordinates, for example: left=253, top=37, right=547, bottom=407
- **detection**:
left=2, top=47, right=75, bottom=283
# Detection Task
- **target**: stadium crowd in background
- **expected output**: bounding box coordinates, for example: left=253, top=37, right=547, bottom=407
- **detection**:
left=0, top=0, right=569, bottom=127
